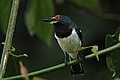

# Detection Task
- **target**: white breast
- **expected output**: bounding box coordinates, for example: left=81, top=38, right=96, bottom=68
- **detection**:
left=55, top=29, right=82, bottom=59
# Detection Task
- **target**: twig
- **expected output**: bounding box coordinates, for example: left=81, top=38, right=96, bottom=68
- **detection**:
left=1, top=42, right=120, bottom=80
left=0, top=0, right=20, bottom=79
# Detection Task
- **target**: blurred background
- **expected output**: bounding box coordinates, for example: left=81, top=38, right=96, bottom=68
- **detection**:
left=0, top=0, right=120, bottom=80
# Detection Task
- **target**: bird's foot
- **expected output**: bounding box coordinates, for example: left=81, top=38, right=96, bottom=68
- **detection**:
left=77, top=53, right=85, bottom=62
left=64, top=52, right=70, bottom=66
left=64, top=58, right=69, bottom=66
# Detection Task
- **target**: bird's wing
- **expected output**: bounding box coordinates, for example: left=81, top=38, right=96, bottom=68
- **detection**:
left=75, top=28, right=82, bottom=42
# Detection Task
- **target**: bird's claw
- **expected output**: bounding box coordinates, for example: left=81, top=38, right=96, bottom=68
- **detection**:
left=77, top=53, right=85, bottom=62
left=64, top=59, right=69, bottom=66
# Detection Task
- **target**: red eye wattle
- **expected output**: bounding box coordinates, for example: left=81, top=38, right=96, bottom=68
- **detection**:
left=54, top=15, right=60, bottom=19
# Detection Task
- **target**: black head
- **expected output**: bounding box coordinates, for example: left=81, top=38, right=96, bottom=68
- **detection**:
left=44, top=15, right=78, bottom=38
left=44, top=15, right=77, bottom=30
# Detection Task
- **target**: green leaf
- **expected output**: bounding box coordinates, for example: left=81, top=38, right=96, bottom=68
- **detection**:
left=105, top=27, right=120, bottom=78
left=79, top=45, right=99, bottom=61
left=78, top=46, right=89, bottom=51
left=106, top=55, right=115, bottom=72
left=25, top=0, right=54, bottom=45
left=69, top=0, right=101, bottom=10
left=114, top=78, right=120, bottom=80
left=0, top=0, right=12, bottom=33
left=91, top=45, right=99, bottom=61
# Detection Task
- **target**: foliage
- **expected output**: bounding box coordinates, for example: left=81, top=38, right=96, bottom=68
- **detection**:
left=0, top=0, right=120, bottom=80
left=79, top=45, right=99, bottom=61
left=106, top=27, right=120, bottom=78
left=0, top=0, right=120, bottom=45
left=0, top=0, right=12, bottom=33
left=25, top=0, right=54, bottom=45
left=0, top=0, right=54, bottom=45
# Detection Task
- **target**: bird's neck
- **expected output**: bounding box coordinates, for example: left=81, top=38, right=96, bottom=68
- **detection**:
left=55, top=28, right=72, bottom=38
left=53, top=23, right=72, bottom=38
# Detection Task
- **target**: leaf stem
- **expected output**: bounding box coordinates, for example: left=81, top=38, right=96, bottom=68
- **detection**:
left=0, top=0, right=20, bottom=79
left=1, top=42, right=120, bottom=80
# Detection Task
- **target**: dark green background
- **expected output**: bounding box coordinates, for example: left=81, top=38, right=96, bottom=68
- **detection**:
left=0, top=0, right=120, bottom=80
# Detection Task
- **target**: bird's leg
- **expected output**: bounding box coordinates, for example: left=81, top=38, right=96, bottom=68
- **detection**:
left=77, top=51, right=85, bottom=62
left=69, top=54, right=84, bottom=75
left=64, top=52, right=69, bottom=66
left=75, top=52, right=84, bottom=75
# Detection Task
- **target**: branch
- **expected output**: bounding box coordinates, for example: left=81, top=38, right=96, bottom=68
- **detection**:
left=0, top=0, right=20, bottom=79
left=2, top=42, right=120, bottom=80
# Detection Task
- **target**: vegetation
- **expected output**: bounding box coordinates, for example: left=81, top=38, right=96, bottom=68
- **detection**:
left=0, top=0, right=120, bottom=80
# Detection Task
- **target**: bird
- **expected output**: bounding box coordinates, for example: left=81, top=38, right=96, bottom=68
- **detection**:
left=44, top=15, right=84, bottom=75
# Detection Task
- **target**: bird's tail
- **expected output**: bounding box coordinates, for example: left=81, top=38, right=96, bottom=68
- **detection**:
left=70, top=62, right=84, bottom=76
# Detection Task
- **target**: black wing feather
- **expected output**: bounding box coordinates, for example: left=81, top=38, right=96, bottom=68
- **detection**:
left=75, top=28, right=82, bottom=42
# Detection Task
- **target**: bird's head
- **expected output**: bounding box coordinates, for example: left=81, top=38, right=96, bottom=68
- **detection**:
left=44, top=15, right=76, bottom=30
left=44, top=15, right=70, bottom=24
left=44, top=15, right=77, bottom=30
left=44, top=15, right=79, bottom=38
